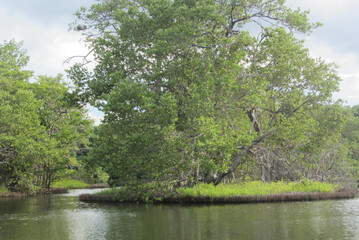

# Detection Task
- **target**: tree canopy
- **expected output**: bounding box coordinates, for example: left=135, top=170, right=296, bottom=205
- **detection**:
left=68, top=0, right=354, bottom=190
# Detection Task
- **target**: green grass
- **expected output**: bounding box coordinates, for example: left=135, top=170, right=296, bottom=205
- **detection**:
left=96, top=188, right=123, bottom=195
left=51, top=179, right=89, bottom=189
left=177, top=180, right=338, bottom=198
left=94, top=179, right=339, bottom=202
left=0, top=186, right=9, bottom=194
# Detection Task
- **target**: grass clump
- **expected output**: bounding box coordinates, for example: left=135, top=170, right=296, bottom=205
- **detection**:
left=0, top=186, right=9, bottom=194
left=177, top=180, right=338, bottom=198
left=51, top=179, right=89, bottom=189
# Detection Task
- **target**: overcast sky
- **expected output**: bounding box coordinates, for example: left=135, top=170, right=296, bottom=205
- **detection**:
left=1, top=0, right=359, bottom=124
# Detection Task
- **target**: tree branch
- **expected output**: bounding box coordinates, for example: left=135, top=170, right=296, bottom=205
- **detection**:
left=213, top=129, right=276, bottom=185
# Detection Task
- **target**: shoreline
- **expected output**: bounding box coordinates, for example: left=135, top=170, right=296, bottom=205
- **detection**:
left=79, top=189, right=357, bottom=204
left=65, top=183, right=109, bottom=190
left=0, top=183, right=110, bottom=198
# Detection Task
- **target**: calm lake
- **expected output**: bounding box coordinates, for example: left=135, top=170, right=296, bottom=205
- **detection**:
left=0, top=189, right=358, bottom=240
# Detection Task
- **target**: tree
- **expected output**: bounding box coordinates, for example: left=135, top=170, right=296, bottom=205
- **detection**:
left=0, top=89, right=44, bottom=191
left=0, top=39, right=32, bottom=83
left=29, top=75, right=93, bottom=189
left=0, top=40, right=41, bottom=191
left=69, top=0, right=342, bottom=189
left=342, top=105, right=359, bottom=161
left=0, top=40, right=92, bottom=192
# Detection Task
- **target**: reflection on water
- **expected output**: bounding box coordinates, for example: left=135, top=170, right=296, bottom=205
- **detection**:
left=0, top=190, right=358, bottom=240
left=62, top=188, right=109, bottom=197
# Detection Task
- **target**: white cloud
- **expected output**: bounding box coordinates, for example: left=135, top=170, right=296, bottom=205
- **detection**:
left=288, top=0, right=359, bottom=20
left=335, top=73, right=359, bottom=106
left=305, top=37, right=359, bottom=73
left=304, top=38, right=359, bottom=105
left=0, top=5, right=89, bottom=77
left=0, top=4, right=101, bottom=121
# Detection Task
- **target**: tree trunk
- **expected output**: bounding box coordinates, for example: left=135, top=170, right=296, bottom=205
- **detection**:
left=213, top=129, right=276, bottom=185
left=260, top=165, right=272, bottom=183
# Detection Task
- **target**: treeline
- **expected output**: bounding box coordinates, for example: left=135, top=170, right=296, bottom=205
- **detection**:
left=0, top=40, right=92, bottom=193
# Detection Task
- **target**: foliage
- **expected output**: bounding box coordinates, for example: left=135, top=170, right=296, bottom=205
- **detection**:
left=96, top=182, right=171, bottom=202
left=32, top=75, right=93, bottom=189
left=0, top=186, right=9, bottom=194
left=74, top=128, right=110, bottom=184
left=342, top=105, right=359, bottom=161
left=0, top=40, right=93, bottom=192
left=51, top=179, right=89, bottom=189
left=0, top=89, right=44, bottom=192
left=96, top=187, right=126, bottom=196
left=55, top=167, right=109, bottom=184
left=69, top=0, right=348, bottom=190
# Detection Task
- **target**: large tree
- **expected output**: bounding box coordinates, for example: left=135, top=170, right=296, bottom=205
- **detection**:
left=69, top=0, right=342, bottom=188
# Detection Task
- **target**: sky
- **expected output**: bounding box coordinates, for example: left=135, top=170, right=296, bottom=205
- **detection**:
left=1, top=0, right=359, bottom=125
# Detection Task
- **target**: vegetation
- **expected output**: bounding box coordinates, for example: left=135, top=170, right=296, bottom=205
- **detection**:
left=0, top=186, right=8, bottom=194
left=1, top=0, right=359, bottom=199
left=0, top=40, right=93, bottom=193
left=177, top=180, right=338, bottom=197
left=69, top=0, right=357, bottom=198
left=93, top=180, right=340, bottom=203
left=51, top=179, right=89, bottom=189
left=96, top=187, right=126, bottom=196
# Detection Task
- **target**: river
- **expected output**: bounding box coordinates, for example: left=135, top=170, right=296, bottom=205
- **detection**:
left=0, top=189, right=358, bottom=240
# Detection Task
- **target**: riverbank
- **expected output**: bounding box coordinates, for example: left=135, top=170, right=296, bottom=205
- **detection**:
left=0, top=192, right=28, bottom=197
left=0, top=187, right=67, bottom=197
left=0, top=183, right=109, bottom=198
left=79, top=181, right=357, bottom=204
left=66, top=183, right=109, bottom=189
left=80, top=189, right=357, bottom=204
left=51, top=179, right=109, bottom=189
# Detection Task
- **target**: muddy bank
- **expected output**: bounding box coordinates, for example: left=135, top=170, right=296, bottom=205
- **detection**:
left=0, top=184, right=109, bottom=198
left=0, top=187, right=68, bottom=197
left=0, top=192, right=28, bottom=198
left=79, top=189, right=357, bottom=204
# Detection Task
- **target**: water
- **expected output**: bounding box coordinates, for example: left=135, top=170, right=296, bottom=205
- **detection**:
left=0, top=189, right=359, bottom=240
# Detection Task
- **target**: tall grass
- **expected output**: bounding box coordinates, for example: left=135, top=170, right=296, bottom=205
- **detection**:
left=51, top=179, right=89, bottom=189
left=96, top=187, right=124, bottom=195
left=177, top=180, right=338, bottom=198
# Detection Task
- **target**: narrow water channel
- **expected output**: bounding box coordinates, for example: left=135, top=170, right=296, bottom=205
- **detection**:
left=0, top=189, right=358, bottom=240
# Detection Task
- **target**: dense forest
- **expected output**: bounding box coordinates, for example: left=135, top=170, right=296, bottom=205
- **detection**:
left=1, top=0, right=359, bottom=194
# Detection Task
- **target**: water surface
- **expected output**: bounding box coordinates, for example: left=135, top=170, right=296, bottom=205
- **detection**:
left=0, top=189, right=358, bottom=240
